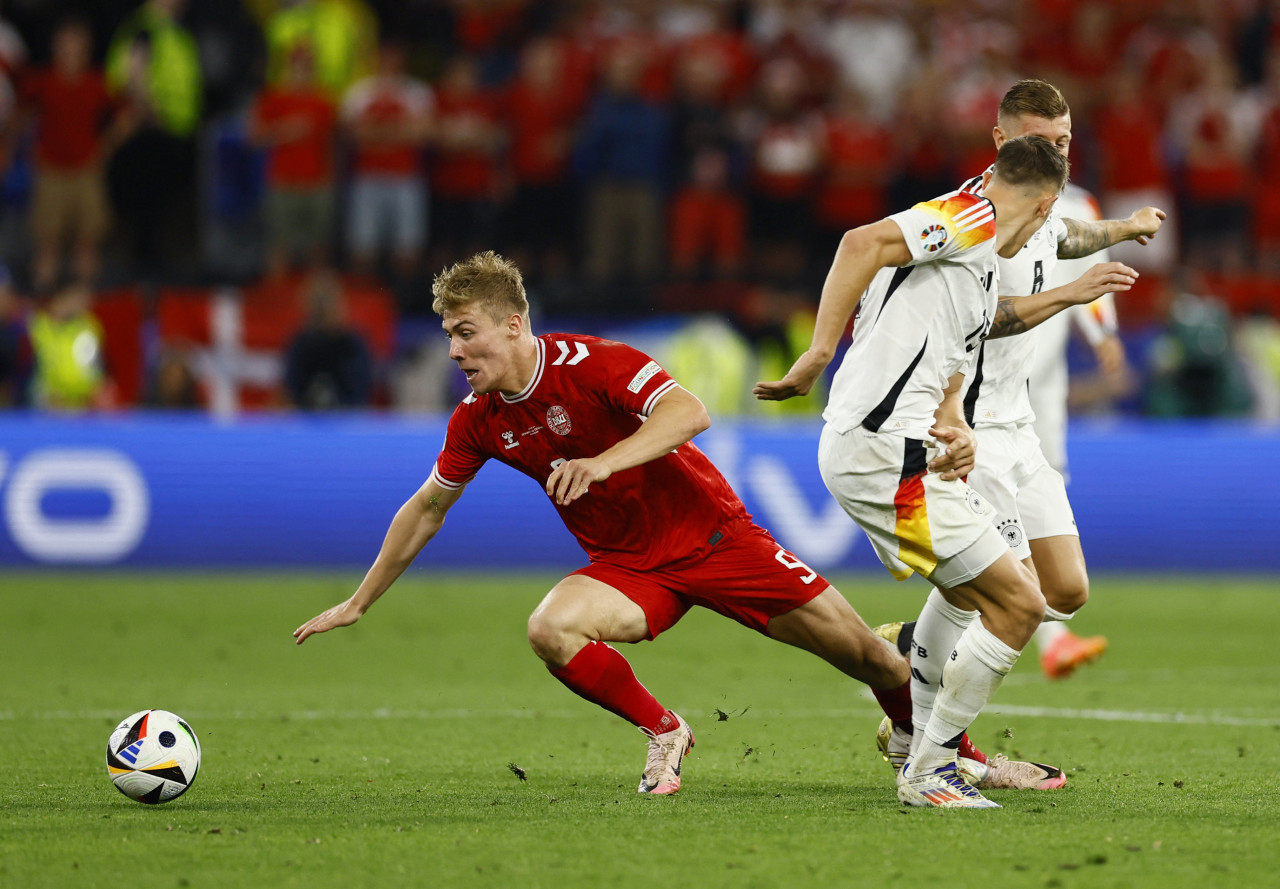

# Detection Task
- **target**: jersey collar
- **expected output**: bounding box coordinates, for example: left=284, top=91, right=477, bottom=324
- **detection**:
left=500, top=337, right=545, bottom=403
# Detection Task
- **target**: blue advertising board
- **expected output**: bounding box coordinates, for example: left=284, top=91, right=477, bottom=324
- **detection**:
left=0, top=415, right=1275, bottom=571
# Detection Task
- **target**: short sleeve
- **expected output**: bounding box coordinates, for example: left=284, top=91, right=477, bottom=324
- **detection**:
left=890, top=192, right=996, bottom=266
left=429, top=402, right=486, bottom=490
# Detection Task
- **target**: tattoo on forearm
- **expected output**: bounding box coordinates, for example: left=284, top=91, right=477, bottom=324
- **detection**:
left=1058, top=217, right=1120, bottom=259
left=988, top=297, right=1027, bottom=338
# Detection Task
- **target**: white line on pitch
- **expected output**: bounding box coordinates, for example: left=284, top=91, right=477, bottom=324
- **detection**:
left=2, top=705, right=1278, bottom=727
left=982, top=703, right=1280, bottom=727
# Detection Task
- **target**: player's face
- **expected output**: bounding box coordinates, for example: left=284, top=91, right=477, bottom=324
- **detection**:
left=1005, top=113, right=1072, bottom=158
left=443, top=308, right=520, bottom=395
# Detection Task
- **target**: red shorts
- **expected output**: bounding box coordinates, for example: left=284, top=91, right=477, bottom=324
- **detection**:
left=572, top=522, right=828, bottom=639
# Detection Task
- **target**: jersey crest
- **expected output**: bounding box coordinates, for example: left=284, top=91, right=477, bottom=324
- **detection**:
left=546, top=404, right=572, bottom=435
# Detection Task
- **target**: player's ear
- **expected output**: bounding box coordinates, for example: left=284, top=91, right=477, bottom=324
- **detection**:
left=981, top=169, right=993, bottom=191
left=506, top=313, right=524, bottom=336
left=1038, top=192, right=1059, bottom=217
left=992, top=125, right=1006, bottom=150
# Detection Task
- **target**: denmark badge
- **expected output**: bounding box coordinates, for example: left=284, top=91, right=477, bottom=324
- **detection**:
left=546, top=405, right=572, bottom=435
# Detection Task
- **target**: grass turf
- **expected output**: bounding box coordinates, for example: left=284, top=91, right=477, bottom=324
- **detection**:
left=1, top=572, right=1278, bottom=889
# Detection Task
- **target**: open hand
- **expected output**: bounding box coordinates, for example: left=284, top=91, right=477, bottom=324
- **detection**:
left=294, top=599, right=362, bottom=645
left=753, top=350, right=828, bottom=401
left=1070, top=262, right=1138, bottom=304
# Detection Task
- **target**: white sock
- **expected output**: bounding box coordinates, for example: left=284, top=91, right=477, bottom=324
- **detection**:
left=1034, top=605, right=1073, bottom=651
left=1035, top=621, right=1067, bottom=649
left=914, top=621, right=1020, bottom=772
left=909, top=589, right=976, bottom=756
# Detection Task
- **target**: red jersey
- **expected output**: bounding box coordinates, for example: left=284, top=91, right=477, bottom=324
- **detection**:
left=254, top=88, right=337, bottom=186
left=430, top=334, right=750, bottom=570
left=432, top=87, right=501, bottom=198
left=504, top=80, right=580, bottom=185
left=342, top=75, right=432, bottom=177
left=1096, top=100, right=1168, bottom=193
left=21, top=67, right=114, bottom=170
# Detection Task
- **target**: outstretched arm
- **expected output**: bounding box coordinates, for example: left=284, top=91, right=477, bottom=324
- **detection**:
left=1057, top=207, right=1166, bottom=258
left=546, top=386, right=710, bottom=506
left=754, top=219, right=912, bottom=401
left=293, top=478, right=465, bottom=644
left=986, top=262, right=1138, bottom=339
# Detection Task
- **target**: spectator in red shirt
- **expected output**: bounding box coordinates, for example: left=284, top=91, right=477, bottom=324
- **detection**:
left=20, top=19, right=123, bottom=291
left=672, top=4, right=756, bottom=107
left=502, top=37, right=584, bottom=282
left=668, top=145, right=744, bottom=279
left=1252, top=47, right=1280, bottom=271
left=1167, top=53, right=1252, bottom=272
left=427, top=54, right=504, bottom=274
left=1094, top=67, right=1177, bottom=273
left=341, top=40, right=433, bottom=280
left=248, top=44, right=338, bottom=277
left=667, top=50, right=745, bottom=280
left=816, top=83, right=894, bottom=251
left=741, top=57, right=824, bottom=278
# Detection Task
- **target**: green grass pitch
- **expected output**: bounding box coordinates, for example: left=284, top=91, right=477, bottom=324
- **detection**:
left=1, top=572, right=1278, bottom=889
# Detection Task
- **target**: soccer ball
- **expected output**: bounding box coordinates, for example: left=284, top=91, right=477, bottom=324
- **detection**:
left=105, top=709, right=201, bottom=804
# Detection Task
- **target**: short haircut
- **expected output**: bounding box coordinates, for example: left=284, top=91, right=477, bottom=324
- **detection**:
left=432, top=251, right=530, bottom=324
left=993, top=135, right=1070, bottom=193
left=997, top=79, right=1069, bottom=128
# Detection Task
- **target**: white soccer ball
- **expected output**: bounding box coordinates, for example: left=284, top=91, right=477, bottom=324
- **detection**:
left=106, top=709, right=201, bottom=804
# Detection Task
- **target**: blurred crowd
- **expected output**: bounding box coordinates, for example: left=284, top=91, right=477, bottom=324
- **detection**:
left=0, top=0, right=1279, bottom=418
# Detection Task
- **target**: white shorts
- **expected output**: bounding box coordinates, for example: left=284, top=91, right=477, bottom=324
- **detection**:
left=818, top=425, right=1009, bottom=588
left=968, top=423, right=1078, bottom=561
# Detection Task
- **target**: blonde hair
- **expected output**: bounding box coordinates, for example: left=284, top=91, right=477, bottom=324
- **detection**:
left=997, top=79, right=1070, bottom=129
left=431, top=251, right=530, bottom=325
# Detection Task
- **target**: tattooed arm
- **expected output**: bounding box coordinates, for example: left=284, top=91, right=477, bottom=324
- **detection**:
left=1058, top=207, right=1167, bottom=259
left=986, top=262, right=1139, bottom=339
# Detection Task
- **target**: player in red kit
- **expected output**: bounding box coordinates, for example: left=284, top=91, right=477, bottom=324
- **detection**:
left=296, top=251, right=1001, bottom=798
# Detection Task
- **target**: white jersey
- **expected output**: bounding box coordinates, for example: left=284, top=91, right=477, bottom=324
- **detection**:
left=957, top=168, right=1068, bottom=427
left=825, top=190, right=998, bottom=439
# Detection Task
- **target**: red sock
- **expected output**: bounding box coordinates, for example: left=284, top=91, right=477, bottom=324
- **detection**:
left=958, top=733, right=987, bottom=764
left=552, top=640, right=672, bottom=733
left=871, top=680, right=913, bottom=729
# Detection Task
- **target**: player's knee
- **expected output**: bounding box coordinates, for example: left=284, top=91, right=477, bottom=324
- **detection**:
left=1043, top=574, right=1089, bottom=616
left=526, top=610, right=578, bottom=664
